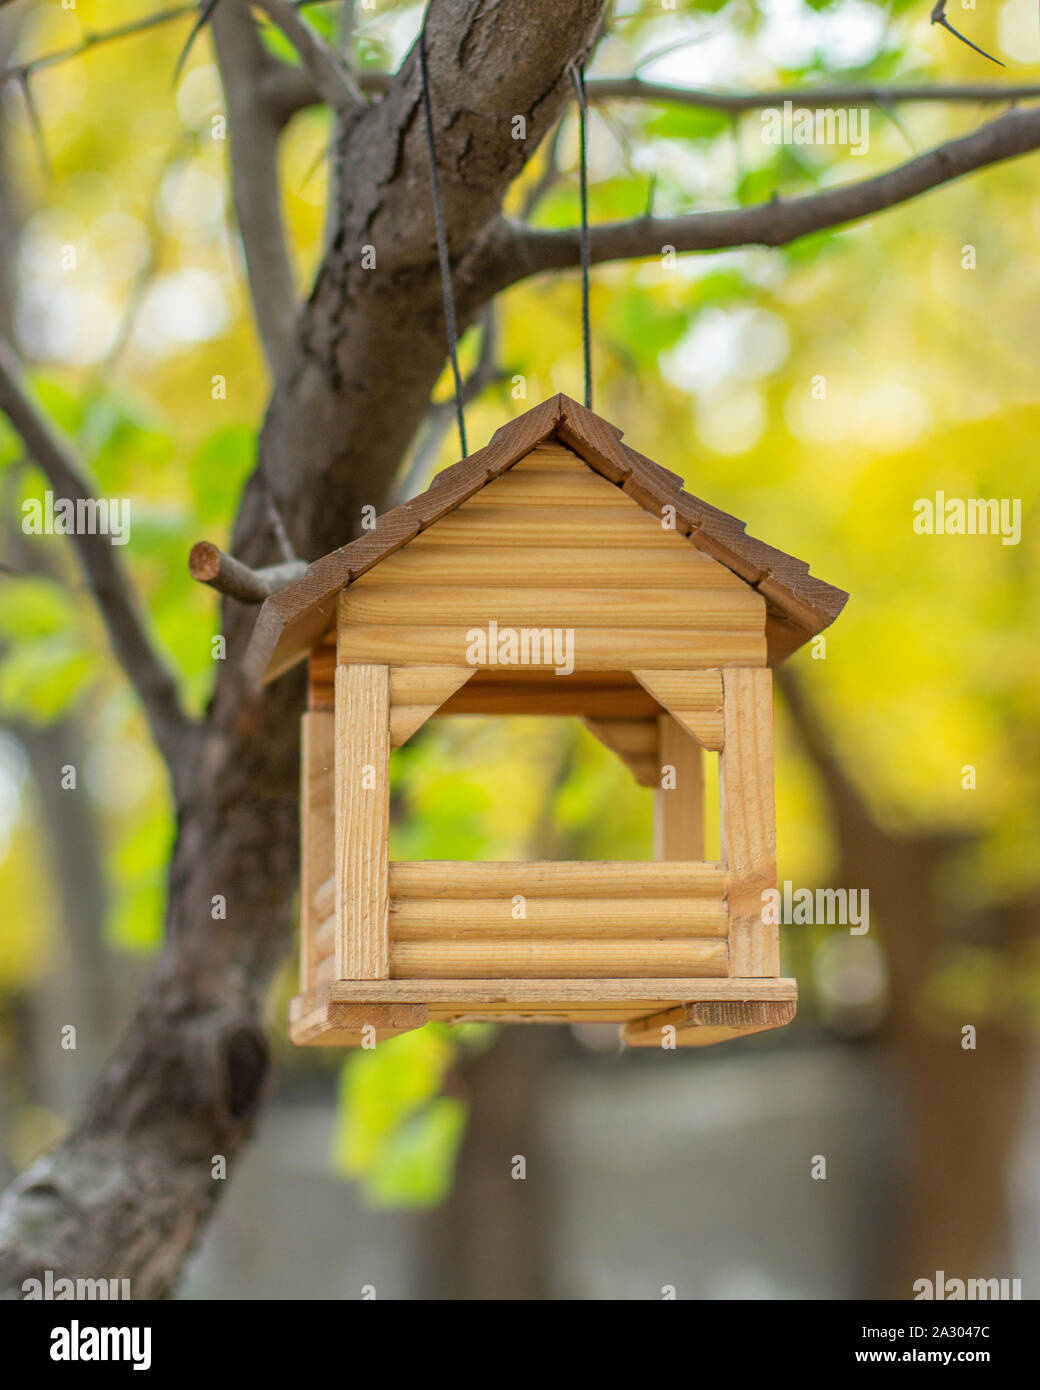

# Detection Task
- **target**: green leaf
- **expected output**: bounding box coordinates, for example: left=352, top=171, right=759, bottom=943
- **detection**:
left=332, top=1022, right=497, bottom=1207
left=0, top=577, right=73, bottom=640
left=642, top=105, right=730, bottom=143
left=357, top=36, right=392, bottom=71
left=334, top=1024, right=458, bottom=1174
left=303, top=6, right=337, bottom=43
left=362, top=1096, right=468, bottom=1209
left=0, top=642, right=98, bottom=722
left=258, top=21, right=300, bottom=67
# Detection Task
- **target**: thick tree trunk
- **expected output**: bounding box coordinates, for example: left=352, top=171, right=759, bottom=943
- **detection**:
left=4, top=0, right=1031, bottom=1304
left=0, top=0, right=606, bottom=1299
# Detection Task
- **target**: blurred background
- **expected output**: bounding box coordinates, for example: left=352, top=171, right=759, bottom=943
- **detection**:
left=0, top=0, right=1038, bottom=1299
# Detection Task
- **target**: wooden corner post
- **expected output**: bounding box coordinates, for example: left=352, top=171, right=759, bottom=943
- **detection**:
left=334, top=606, right=391, bottom=979
left=654, top=714, right=704, bottom=861
left=300, top=709, right=334, bottom=991
left=720, top=667, right=778, bottom=977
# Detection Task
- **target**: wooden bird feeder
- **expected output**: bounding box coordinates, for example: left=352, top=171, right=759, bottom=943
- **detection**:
left=242, top=395, right=847, bottom=1049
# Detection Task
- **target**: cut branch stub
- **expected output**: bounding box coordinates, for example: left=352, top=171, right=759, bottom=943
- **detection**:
left=189, top=541, right=307, bottom=604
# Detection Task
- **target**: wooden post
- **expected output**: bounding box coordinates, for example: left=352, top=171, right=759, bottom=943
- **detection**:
left=300, top=710, right=334, bottom=991
left=719, top=667, right=778, bottom=977
left=654, top=713, right=704, bottom=861
left=334, top=661, right=391, bottom=980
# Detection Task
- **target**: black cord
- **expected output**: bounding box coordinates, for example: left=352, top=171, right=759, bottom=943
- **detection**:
left=418, top=28, right=468, bottom=458
left=570, top=61, right=592, bottom=411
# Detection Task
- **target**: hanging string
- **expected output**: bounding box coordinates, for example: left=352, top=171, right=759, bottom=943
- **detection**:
left=418, top=29, right=468, bottom=458
left=569, top=61, right=592, bottom=410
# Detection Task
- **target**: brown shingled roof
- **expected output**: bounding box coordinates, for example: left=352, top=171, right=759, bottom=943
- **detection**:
left=243, top=393, right=848, bottom=683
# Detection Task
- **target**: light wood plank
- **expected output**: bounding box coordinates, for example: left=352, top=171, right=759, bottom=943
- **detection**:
left=312, top=895, right=728, bottom=950
left=290, top=1001, right=427, bottom=1048
left=633, top=669, right=726, bottom=751
left=387, top=860, right=728, bottom=900
left=581, top=719, right=658, bottom=756
left=338, top=626, right=766, bottom=669
left=403, top=507, right=711, bottom=548
left=313, top=873, right=332, bottom=924
left=621, top=999, right=795, bottom=1048
left=387, top=664, right=474, bottom=747
left=389, top=706, right=449, bottom=746
left=390, top=938, right=728, bottom=980
left=655, top=714, right=705, bottom=861
left=299, top=711, right=334, bottom=992
left=292, top=976, right=798, bottom=1010
left=508, top=442, right=603, bottom=469
left=316, top=653, right=472, bottom=687
left=290, top=987, right=795, bottom=1040
left=333, top=658, right=391, bottom=980
left=317, top=659, right=671, bottom=714
left=429, top=1007, right=660, bottom=1024
left=720, top=667, right=778, bottom=977
left=306, top=859, right=731, bottom=924
left=354, top=546, right=740, bottom=589
left=389, top=665, right=477, bottom=701
left=475, top=470, right=634, bottom=506
left=315, top=901, right=728, bottom=953
left=387, top=897, right=727, bottom=937
left=341, top=585, right=758, bottom=628
left=440, top=671, right=659, bottom=718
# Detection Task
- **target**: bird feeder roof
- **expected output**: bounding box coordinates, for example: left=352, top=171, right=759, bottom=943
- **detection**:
left=244, top=393, right=848, bottom=683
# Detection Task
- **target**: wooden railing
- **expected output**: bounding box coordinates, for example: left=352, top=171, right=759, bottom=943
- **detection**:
left=309, top=860, right=729, bottom=982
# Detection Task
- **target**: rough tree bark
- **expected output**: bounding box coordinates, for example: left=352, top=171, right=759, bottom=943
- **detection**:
left=2, top=0, right=1040, bottom=1298
left=0, top=0, right=606, bottom=1299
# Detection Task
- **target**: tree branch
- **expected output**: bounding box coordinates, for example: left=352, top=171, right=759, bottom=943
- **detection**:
left=188, top=540, right=306, bottom=602
left=580, top=75, right=1034, bottom=111
left=254, top=0, right=363, bottom=109
left=490, top=101, right=1040, bottom=281
left=262, top=67, right=1040, bottom=127
left=0, top=0, right=611, bottom=1300
left=3, top=0, right=1038, bottom=1302
left=0, top=339, right=194, bottom=796
left=210, top=1, right=298, bottom=382
left=2, top=3, right=1031, bottom=120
